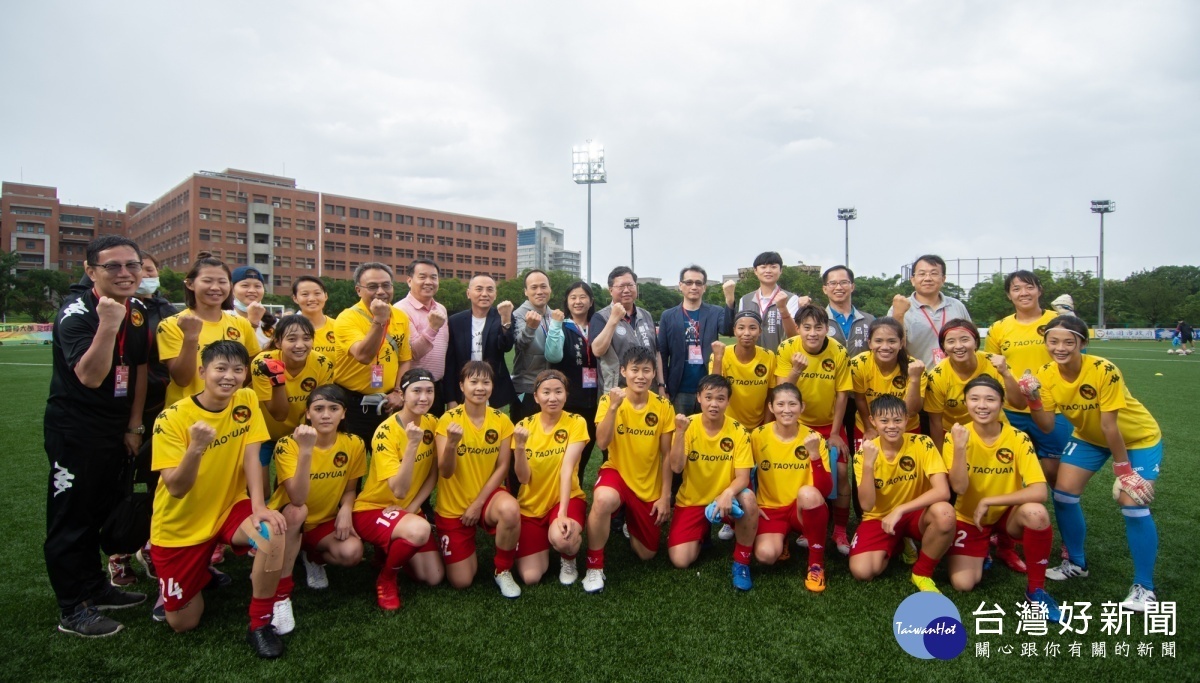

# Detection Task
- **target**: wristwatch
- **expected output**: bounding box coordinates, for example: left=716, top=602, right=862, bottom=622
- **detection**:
left=127, top=425, right=145, bottom=435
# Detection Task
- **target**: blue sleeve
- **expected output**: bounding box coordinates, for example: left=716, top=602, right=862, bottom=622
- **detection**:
left=545, top=318, right=565, bottom=363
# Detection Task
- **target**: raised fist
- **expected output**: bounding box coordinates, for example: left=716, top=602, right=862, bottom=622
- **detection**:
left=496, top=300, right=514, bottom=321
left=722, top=280, right=737, bottom=304
left=293, top=424, right=318, bottom=450
left=804, top=432, right=822, bottom=461
left=369, top=298, right=392, bottom=325
left=675, top=414, right=690, bottom=431
left=445, top=421, right=464, bottom=444
left=795, top=295, right=812, bottom=308
left=189, top=421, right=217, bottom=446
left=861, top=439, right=879, bottom=466
left=711, top=341, right=726, bottom=357
left=609, top=302, right=627, bottom=321
left=96, top=296, right=125, bottom=328
left=513, top=425, right=530, bottom=449
left=550, top=309, right=565, bottom=323
left=607, top=387, right=626, bottom=407
left=890, top=294, right=911, bottom=318
left=907, top=358, right=926, bottom=379
left=404, top=421, right=424, bottom=442
left=246, top=301, right=266, bottom=326
left=790, top=353, right=809, bottom=373
left=988, top=353, right=1008, bottom=375
left=427, top=308, right=446, bottom=331
left=772, top=289, right=790, bottom=308
left=177, top=312, right=203, bottom=339
left=950, top=422, right=969, bottom=445
left=256, top=357, right=287, bottom=387
left=524, top=310, right=543, bottom=330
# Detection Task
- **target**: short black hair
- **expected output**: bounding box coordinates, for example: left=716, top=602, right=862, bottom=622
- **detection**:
left=620, top=345, right=656, bottom=369
left=354, top=261, right=393, bottom=284
left=1044, top=315, right=1090, bottom=345
left=822, top=265, right=854, bottom=284
left=291, top=275, right=326, bottom=296
left=408, top=259, right=440, bottom=277
left=87, top=235, right=140, bottom=265
left=607, top=266, right=637, bottom=288
left=869, top=394, right=907, bottom=418
left=200, top=340, right=250, bottom=367
left=523, top=269, right=549, bottom=287
left=268, top=314, right=315, bottom=352
left=679, top=264, right=707, bottom=281
left=964, top=375, right=1004, bottom=402
left=1003, top=270, right=1041, bottom=292
left=459, top=359, right=495, bottom=383
left=753, top=251, right=783, bottom=268
left=795, top=304, right=829, bottom=327
left=912, top=255, right=946, bottom=275
left=696, top=374, right=731, bottom=397
left=937, top=318, right=979, bottom=352
left=768, top=382, right=802, bottom=404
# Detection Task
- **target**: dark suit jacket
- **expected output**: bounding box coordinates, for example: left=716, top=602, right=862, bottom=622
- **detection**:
left=444, top=307, right=516, bottom=407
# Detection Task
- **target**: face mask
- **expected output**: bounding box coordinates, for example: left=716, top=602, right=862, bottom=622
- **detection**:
left=233, top=298, right=249, bottom=313
left=136, top=277, right=159, bottom=297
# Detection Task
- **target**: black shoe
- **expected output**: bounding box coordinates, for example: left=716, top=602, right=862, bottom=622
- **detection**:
left=151, top=596, right=166, bottom=622
left=59, top=603, right=123, bottom=638
left=246, top=624, right=285, bottom=659
left=92, top=585, right=147, bottom=611
left=206, top=566, right=232, bottom=590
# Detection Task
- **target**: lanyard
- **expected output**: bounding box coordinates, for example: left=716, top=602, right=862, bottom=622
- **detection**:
left=754, top=287, right=780, bottom=317
left=682, top=307, right=702, bottom=340
left=919, top=305, right=947, bottom=336
left=94, top=288, right=131, bottom=364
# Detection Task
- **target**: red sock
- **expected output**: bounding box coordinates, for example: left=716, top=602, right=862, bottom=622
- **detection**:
left=833, top=505, right=850, bottom=530
left=274, top=575, right=294, bottom=600
left=586, top=547, right=605, bottom=570
left=494, top=547, right=516, bottom=573
left=1022, top=526, right=1053, bottom=592
left=733, top=543, right=752, bottom=566
left=913, top=551, right=939, bottom=578
left=800, top=505, right=829, bottom=566
left=385, top=538, right=420, bottom=573
left=248, top=596, right=274, bottom=631
left=561, top=553, right=576, bottom=561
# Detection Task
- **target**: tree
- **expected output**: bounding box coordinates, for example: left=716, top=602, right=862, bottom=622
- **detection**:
left=0, top=251, right=21, bottom=321
left=322, top=277, right=359, bottom=318
left=13, top=269, right=71, bottom=323
left=157, top=267, right=186, bottom=304
left=635, top=282, right=682, bottom=320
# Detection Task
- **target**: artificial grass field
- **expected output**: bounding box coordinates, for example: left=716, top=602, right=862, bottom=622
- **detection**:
left=1, top=340, right=1195, bottom=681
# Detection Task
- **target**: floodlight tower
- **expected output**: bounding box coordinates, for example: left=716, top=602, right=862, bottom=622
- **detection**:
left=837, top=208, right=857, bottom=267
left=1090, top=200, right=1115, bottom=329
left=623, top=217, right=640, bottom=272
left=573, top=141, right=607, bottom=284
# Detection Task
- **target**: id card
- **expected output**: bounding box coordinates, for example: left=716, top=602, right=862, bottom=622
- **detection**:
left=370, top=364, right=384, bottom=389
left=687, top=344, right=704, bottom=365
left=930, top=348, right=947, bottom=364
left=114, top=365, right=129, bottom=397
left=581, top=367, right=597, bottom=389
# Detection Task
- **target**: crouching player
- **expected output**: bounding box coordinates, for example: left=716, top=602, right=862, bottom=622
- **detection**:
left=353, top=369, right=443, bottom=611
left=584, top=346, right=677, bottom=593
left=751, top=383, right=833, bottom=593
left=436, top=362, right=521, bottom=598
left=512, top=370, right=589, bottom=586
left=150, top=341, right=298, bottom=658
left=667, top=375, right=759, bottom=590
left=944, top=376, right=1059, bottom=620
left=849, top=396, right=955, bottom=593
left=269, top=386, right=366, bottom=632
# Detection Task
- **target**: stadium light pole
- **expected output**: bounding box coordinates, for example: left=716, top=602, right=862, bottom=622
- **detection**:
left=1090, top=200, right=1115, bottom=329
left=837, top=208, right=857, bottom=267
left=623, top=217, right=640, bottom=272
left=573, top=141, right=607, bottom=285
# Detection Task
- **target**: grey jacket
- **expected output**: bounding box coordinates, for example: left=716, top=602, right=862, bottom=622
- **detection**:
left=511, top=299, right=550, bottom=394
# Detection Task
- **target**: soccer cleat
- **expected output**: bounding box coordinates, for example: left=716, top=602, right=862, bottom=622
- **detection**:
left=1119, top=584, right=1157, bottom=613
left=983, top=554, right=994, bottom=571
left=559, top=557, right=579, bottom=586
left=301, top=554, right=329, bottom=590
left=92, top=585, right=147, bottom=611
left=582, top=568, right=606, bottom=593
left=206, top=566, right=232, bottom=590
left=108, top=555, right=137, bottom=587
left=732, top=563, right=753, bottom=591
left=804, top=564, right=826, bottom=593
left=779, top=542, right=791, bottom=562
left=621, top=522, right=630, bottom=540
left=1026, top=588, right=1061, bottom=622
left=717, top=523, right=735, bottom=541
left=59, top=603, right=123, bottom=638
left=1045, top=559, right=1089, bottom=581
left=135, top=546, right=156, bottom=580
left=795, top=534, right=809, bottom=549
left=271, top=598, right=295, bottom=635
left=901, top=538, right=918, bottom=565
left=151, top=594, right=166, bottom=623
left=375, top=573, right=402, bottom=611
left=911, top=573, right=940, bottom=594
left=495, top=570, right=522, bottom=599
left=833, top=529, right=851, bottom=556
left=997, top=547, right=1027, bottom=573
left=210, top=544, right=226, bottom=565
left=246, top=624, right=285, bottom=659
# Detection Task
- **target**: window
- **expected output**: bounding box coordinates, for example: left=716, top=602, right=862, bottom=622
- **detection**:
left=297, top=200, right=316, bottom=212
left=437, top=252, right=453, bottom=262
left=397, top=248, right=414, bottom=259
left=211, top=188, right=223, bottom=200
left=11, top=206, right=52, bottom=217
left=350, top=244, right=369, bottom=255
left=349, top=208, right=361, bottom=218
left=456, top=254, right=468, bottom=263
left=456, top=238, right=470, bottom=248
left=437, top=236, right=451, bottom=246
left=25, top=240, right=37, bottom=250
left=298, top=219, right=316, bottom=231
left=298, top=257, right=315, bottom=269
left=324, top=223, right=346, bottom=234
left=254, top=213, right=269, bottom=224
left=200, top=187, right=212, bottom=199
left=274, top=255, right=292, bottom=268
left=234, top=252, right=248, bottom=264
left=417, top=250, right=434, bottom=259
left=476, top=225, right=488, bottom=234
left=417, top=234, right=434, bottom=244
left=474, top=240, right=488, bottom=250
left=373, top=246, right=393, bottom=257
left=199, top=228, right=213, bottom=242
left=323, top=259, right=347, bottom=271
left=252, top=194, right=267, bottom=204
left=492, top=243, right=506, bottom=252
left=254, top=233, right=269, bottom=244
left=253, top=253, right=269, bottom=264
left=274, top=216, right=292, bottom=230
left=237, top=212, right=248, bottom=223
left=492, top=258, right=505, bottom=267
left=349, top=225, right=367, bottom=237
left=327, top=241, right=346, bottom=253
left=226, top=210, right=238, bottom=223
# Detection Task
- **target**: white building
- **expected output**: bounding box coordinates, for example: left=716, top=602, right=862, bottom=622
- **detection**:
left=517, top=220, right=581, bottom=277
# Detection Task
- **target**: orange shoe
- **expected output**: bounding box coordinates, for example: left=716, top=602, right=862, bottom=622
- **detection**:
left=804, top=564, right=826, bottom=593
left=375, top=572, right=403, bottom=611
left=779, top=540, right=791, bottom=562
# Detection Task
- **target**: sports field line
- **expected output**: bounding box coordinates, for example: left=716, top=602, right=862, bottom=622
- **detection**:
left=0, top=362, right=50, bottom=366
left=1085, top=356, right=1196, bottom=364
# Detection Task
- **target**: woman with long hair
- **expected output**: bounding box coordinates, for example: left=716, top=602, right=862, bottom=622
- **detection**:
left=545, top=281, right=600, bottom=480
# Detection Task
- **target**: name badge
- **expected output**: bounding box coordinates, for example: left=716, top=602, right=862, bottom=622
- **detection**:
left=581, top=367, right=597, bottom=389
left=114, top=365, right=129, bottom=397
left=687, top=344, right=704, bottom=365
left=930, top=348, right=947, bottom=364
left=370, top=364, right=384, bottom=389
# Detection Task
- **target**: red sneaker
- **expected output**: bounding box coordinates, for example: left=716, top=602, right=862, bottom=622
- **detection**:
left=996, top=547, right=1027, bottom=573
left=210, top=544, right=226, bottom=565
left=375, top=573, right=403, bottom=611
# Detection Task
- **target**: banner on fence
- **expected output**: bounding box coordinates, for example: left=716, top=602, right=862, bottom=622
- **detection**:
left=0, top=323, right=53, bottom=344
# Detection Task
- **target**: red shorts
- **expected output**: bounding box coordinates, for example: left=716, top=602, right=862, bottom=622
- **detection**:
left=433, top=488, right=506, bottom=566
left=756, top=503, right=804, bottom=537
left=516, top=497, right=587, bottom=558
left=852, top=427, right=921, bottom=454
left=848, top=509, right=925, bottom=558
left=352, top=508, right=438, bottom=555
left=301, top=519, right=337, bottom=553
left=667, top=505, right=717, bottom=548
left=594, top=468, right=662, bottom=553
left=809, top=423, right=849, bottom=463
left=151, top=499, right=253, bottom=612
left=948, top=508, right=1016, bottom=558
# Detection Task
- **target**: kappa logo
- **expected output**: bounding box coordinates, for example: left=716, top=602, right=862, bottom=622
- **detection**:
left=899, top=456, right=916, bottom=472
left=1079, top=384, right=1097, bottom=401
left=333, top=451, right=349, bottom=468
left=996, top=448, right=1014, bottom=465
left=301, top=377, right=317, bottom=392
left=61, top=299, right=88, bottom=321
left=423, top=430, right=435, bottom=445
left=754, top=364, right=768, bottom=378
left=720, top=437, right=734, bottom=453
left=232, top=405, right=252, bottom=423
left=822, top=358, right=835, bottom=372
left=645, top=413, right=659, bottom=427
left=227, top=326, right=241, bottom=341
left=892, top=375, right=907, bottom=390
left=793, top=445, right=807, bottom=460
left=130, top=309, right=144, bottom=327
left=52, top=462, right=75, bottom=497
left=485, top=429, right=499, bottom=444
left=554, top=429, right=569, bottom=444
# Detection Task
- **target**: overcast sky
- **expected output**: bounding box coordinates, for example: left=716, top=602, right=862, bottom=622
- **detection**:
left=3, top=1, right=1197, bottom=287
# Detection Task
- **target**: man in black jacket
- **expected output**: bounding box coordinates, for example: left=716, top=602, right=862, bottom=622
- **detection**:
left=444, top=275, right=516, bottom=410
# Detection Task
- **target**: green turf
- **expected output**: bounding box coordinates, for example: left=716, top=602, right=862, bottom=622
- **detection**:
left=2, top=341, right=1195, bottom=680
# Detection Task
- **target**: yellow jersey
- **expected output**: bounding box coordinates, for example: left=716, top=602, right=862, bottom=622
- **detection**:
left=157, top=310, right=261, bottom=407
left=923, top=352, right=1006, bottom=427
left=312, top=316, right=338, bottom=358
left=595, top=391, right=676, bottom=503
left=709, top=346, right=775, bottom=428
left=435, top=406, right=514, bottom=518
left=1035, top=355, right=1161, bottom=449
left=268, top=432, right=366, bottom=530
left=251, top=350, right=335, bottom=441
left=984, top=311, right=1057, bottom=413
left=943, top=422, right=1045, bottom=527
left=333, top=300, right=413, bottom=394
left=355, top=413, right=439, bottom=512
left=150, top=388, right=269, bottom=547
left=513, top=412, right=589, bottom=518
left=854, top=434, right=946, bottom=522
left=849, top=351, right=925, bottom=433
left=775, top=336, right=852, bottom=427
left=675, top=415, right=754, bottom=508
left=750, top=424, right=830, bottom=509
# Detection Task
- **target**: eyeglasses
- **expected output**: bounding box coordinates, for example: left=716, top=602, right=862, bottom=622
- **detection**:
left=824, top=280, right=852, bottom=288
left=913, top=271, right=942, bottom=279
left=358, top=282, right=394, bottom=292
left=90, top=261, right=143, bottom=274
left=612, top=283, right=637, bottom=291
left=680, top=280, right=706, bottom=287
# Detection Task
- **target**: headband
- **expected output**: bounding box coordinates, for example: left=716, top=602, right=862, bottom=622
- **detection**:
left=734, top=310, right=763, bottom=324
left=400, top=369, right=436, bottom=391
left=534, top=373, right=567, bottom=391
left=1047, top=328, right=1088, bottom=341
left=941, top=324, right=977, bottom=338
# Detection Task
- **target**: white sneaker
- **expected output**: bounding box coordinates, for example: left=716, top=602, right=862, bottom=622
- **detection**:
left=1046, top=558, right=1090, bottom=581
left=1120, top=584, right=1157, bottom=612
left=717, top=523, right=735, bottom=541
left=559, top=557, right=579, bottom=586
left=622, top=523, right=630, bottom=539
left=494, top=570, right=521, bottom=599
left=271, top=598, right=295, bottom=635
left=795, top=536, right=809, bottom=549
left=301, top=554, right=329, bottom=590
left=582, top=568, right=606, bottom=593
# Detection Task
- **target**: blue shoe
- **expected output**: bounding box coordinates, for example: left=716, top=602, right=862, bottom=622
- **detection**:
left=1026, top=588, right=1061, bottom=623
left=732, top=563, right=752, bottom=591
left=983, top=553, right=993, bottom=571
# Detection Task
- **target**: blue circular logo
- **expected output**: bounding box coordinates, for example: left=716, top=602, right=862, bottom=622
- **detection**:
left=892, top=593, right=966, bottom=660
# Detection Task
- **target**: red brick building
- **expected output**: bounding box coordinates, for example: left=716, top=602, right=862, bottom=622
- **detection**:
left=1, top=182, right=126, bottom=272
